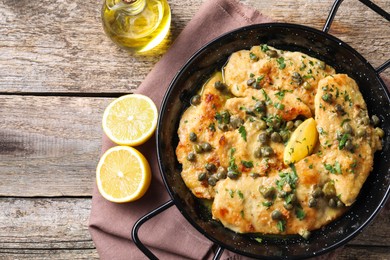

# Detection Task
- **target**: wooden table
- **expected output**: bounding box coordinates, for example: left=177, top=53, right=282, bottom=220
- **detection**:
left=0, top=0, right=389, bottom=259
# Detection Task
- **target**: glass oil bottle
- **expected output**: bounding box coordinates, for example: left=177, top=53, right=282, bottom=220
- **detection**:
left=101, top=0, right=171, bottom=53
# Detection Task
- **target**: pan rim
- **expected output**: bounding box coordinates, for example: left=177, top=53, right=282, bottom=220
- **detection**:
left=156, top=22, right=390, bottom=259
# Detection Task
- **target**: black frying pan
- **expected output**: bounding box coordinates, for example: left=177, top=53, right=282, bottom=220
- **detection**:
left=133, top=0, right=390, bottom=259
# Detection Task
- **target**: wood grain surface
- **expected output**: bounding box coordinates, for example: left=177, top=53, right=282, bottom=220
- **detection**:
left=0, top=0, right=389, bottom=259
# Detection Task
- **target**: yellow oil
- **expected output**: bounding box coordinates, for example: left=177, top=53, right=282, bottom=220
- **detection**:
left=102, top=0, right=171, bottom=53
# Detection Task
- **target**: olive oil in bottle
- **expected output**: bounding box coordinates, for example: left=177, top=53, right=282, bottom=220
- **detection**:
left=101, top=0, right=171, bottom=53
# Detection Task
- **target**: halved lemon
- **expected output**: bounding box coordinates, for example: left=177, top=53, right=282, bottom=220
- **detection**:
left=284, top=118, right=318, bottom=165
left=96, top=146, right=151, bottom=203
left=102, top=94, right=158, bottom=146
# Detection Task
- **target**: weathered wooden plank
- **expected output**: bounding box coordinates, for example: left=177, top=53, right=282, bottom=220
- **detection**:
left=0, top=197, right=388, bottom=259
left=0, top=198, right=93, bottom=249
left=0, top=95, right=110, bottom=196
left=0, top=0, right=388, bottom=93
left=0, top=250, right=98, bottom=260
left=338, top=245, right=390, bottom=260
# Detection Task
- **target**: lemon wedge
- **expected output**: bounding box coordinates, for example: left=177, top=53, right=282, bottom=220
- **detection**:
left=102, top=94, right=158, bottom=146
left=96, top=146, right=151, bottom=203
left=284, top=118, right=318, bottom=165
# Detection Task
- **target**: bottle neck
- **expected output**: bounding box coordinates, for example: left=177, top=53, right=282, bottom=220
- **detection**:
left=122, top=0, right=146, bottom=15
left=106, top=0, right=146, bottom=15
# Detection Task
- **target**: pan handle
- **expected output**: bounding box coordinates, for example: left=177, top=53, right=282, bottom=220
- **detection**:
left=131, top=199, right=225, bottom=259
left=131, top=200, right=175, bottom=260
left=323, top=0, right=390, bottom=74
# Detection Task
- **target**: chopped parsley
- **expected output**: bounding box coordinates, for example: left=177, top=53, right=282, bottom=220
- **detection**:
left=241, top=160, right=254, bottom=168
left=215, top=111, right=230, bottom=124
left=237, top=190, right=244, bottom=199
left=208, top=123, right=216, bottom=132
left=277, top=219, right=286, bottom=232
left=261, top=89, right=272, bottom=104
left=274, top=102, right=285, bottom=110
left=262, top=201, right=273, bottom=208
left=257, top=75, right=265, bottom=83
left=324, top=161, right=342, bottom=174
left=338, top=133, right=350, bottom=150
left=238, top=125, right=247, bottom=141
left=260, top=44, right=269, bottom=52
left=254, top=237, right=263, bottom=243
left=249, top=52, right=259, bottom=61
left=276, top=57, right=286, bottom=69
left=295, top=207, right=306, bottom=220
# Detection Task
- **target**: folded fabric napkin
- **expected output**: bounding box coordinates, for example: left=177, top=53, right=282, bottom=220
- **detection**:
left=89, top=0, right=389, bottom=259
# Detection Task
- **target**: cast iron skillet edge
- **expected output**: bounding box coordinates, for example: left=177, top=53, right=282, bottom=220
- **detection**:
left=157, top=23, right=390, bottom=259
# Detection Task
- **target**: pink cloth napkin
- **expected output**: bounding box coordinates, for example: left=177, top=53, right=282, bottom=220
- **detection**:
left=89, top=0, right=389, bottom=259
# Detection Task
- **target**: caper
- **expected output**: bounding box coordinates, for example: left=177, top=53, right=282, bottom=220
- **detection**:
left=337, top=200, right=345, bottom=208
left=292, top=72, right=303, bottom=85
left=322, top=182, right=336, bottom=198
left=220, top=110, right=231, bottom=124
left=187, top=152, right=196, bottom=161
left=250, top=173, right=260, bottom=179
left=190, top=95, right=201, bottom=105
left=336, top=131, right=344, bottom=140
left=208, top=176, right=217, bottom=186
left=258, top=132, right=269, bottom=144
left=289, top=194, right=297, bottom=204
left=254, top=147, right=262, bottom=158
left=189, top=132, right=197, bottom=142
left=256, top=120, right=267, bottom=130
left=246, top=108, right=256, bottom=116
left=261, top=146, right=274, bottom=157
left=328, top=198, right=337, bottom=208
left=302, top=81, right=311, bottom=90
left=201, top=142, right=212, bottom=152
left=247, top=78, right=256, bottom=86
left=194, top=144, right=203, bottom=153
left=271, top=210, right=282, bottom=220
left=279, top=130, right=290, bottom=142
left=375, top=127, right=385, bottom=138
left=227, top=170, right=239, bottom=179
left=214, top=81, right=226, bottom=91
left=317, top=61, right=326, bottom=70
left=198, top=172, right=207, bottom=181
left=205, top=163, right=217, bottom=172
left=254, top=101, right=266, bottom=112
left=267, top=118, right=281, bottom=130
left=342, top=123, right=353, bottom=134
left=252, top=82, right=261, bottom=90
left=344, top=140, right=354, bottom=151
left=371, top=115, right=380, bottom=126
left=361, top=117, right=370, bottom=126
left=359, top=109, right=368, bottom=118
left=266, top=50, right=278, bottom=58
left=294, top=120, right=303, bottom=128
left=259, top=186, right=275, bottom=199
left=230, top=116, right=244, bottom=129
left=312, top=187, right=323, bottom=198
left=286, top=121, right=294, bottom=130
left=271, top=132, right=282, bottom=143
left=216, top=167, right=227, bottom=179
left=356, top=128, right=366, bottom=137
left=308, top=197, right=317, bottom=208
left=322, top=93, right=333, bottom=103
left=283, top=201, right=293, bottom=210
left=218, top=123, right=229, bottom=132
left=335, top=104, right=345, bottom=115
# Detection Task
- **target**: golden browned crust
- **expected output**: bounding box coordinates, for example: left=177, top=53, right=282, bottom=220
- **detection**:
left=176, top=45, right=381, bottom=235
